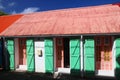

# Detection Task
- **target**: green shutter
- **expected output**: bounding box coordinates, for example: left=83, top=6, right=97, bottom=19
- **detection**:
left=115, top=37, right=120, bottom=79
left=26, top=39, right=35, bottom=71
left=70, top=38, right=80, bottom=75
left=45, top=38, right=53, bottom=73
left=84, top=37, right=95, bottom=76
left=7, top=39, right=15, bottom=70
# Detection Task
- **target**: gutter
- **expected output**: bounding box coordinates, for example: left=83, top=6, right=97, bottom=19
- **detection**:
left=1, top=33, right=120, bottom=38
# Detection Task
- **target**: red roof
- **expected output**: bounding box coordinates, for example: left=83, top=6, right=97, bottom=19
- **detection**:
left=0, top=3, right=120, bottom=37
left=0, top=15, right=23, bottom=33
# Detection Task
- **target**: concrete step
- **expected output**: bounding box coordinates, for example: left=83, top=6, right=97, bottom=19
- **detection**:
left=16, top=65, right=27, bottom=71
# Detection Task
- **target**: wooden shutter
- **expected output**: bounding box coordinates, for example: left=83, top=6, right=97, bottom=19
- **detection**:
left=115, top=37, right=120, bottom=79
left=70, top=38, right=80, bottom=75
left=45, top=38, right=53, bottom=73
left=26, top=39, right=35, bottom=71
left=7, top=39, right=15, bottom=70
left=84, top=37, right=95, bottom=76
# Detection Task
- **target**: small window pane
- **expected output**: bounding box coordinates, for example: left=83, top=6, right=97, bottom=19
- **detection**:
left=96, top=38, right=100, bottom=45
left=58, top=39, right=62, bottom=45
left=104, top=37, right=109, bottom=45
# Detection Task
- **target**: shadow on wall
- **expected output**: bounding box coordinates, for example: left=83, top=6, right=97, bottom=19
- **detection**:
left=3, top=48, right=10, bottom=71
left=84, top=70, right=95, bottom=77
left=71, top=69, right=94, bottom=77
left=55, top=69, right=95, bottom=79
left=71, top=69, right=81, bottom=76
left=0, top=41, right=2, bottom=68
left=116, top=53, right=120, bottom=79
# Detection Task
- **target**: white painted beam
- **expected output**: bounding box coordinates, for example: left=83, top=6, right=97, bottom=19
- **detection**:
left=80, top=35, right=84, bottom=77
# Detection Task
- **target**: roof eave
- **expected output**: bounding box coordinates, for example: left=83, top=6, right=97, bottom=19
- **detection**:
left=1, top=32, right=120, bottom=38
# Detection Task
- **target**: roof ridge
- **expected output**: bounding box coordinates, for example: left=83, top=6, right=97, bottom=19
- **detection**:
left=22, top=2, right=120, bottom=15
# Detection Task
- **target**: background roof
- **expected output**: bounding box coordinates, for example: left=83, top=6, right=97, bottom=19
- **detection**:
left=0, top=3, right=120, bottom=37
left=0, top=15, right=23, bottom=33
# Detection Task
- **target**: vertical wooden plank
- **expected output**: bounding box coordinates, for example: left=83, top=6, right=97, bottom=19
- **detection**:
left=26, top=39, right=35, bottom=71
left=70, top=38, right=80, bottom=75
left=45, top=38, right=54, bottom=73
left=84, top=37, right=95, bottom=76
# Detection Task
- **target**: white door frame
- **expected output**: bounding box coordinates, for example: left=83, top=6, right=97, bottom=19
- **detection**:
left=34, top=38, right=45, bottom=73
left=14, top=38, right=19, bottom=70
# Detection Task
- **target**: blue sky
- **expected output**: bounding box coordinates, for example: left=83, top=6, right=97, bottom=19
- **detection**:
left=0, top=0, right=120, bottom=14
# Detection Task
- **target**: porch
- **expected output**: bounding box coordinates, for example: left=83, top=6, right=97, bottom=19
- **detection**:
left=2, top=35, right=120, bottom=79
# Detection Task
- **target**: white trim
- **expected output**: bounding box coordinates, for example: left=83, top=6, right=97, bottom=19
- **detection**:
left=80, top=35, right=84, bottom=77
left=14, top=38, right=19, bottom=70
left=96, top=70, right=114, bottom=77
left=57, top=68, right=70, bottom=74
left=112, top=36, right=115, bottom=77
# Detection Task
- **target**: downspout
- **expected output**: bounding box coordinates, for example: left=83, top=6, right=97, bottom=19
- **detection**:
left=53, top=38, right=57, bottom=78
left=81, top=35, right=84, bottom=77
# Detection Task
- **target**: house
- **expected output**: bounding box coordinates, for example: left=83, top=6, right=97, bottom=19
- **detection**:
left=0, top=3, right=120, bottom=79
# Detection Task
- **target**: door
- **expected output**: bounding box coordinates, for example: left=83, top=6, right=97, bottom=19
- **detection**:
left=95, top=36, right=113, bottom=76
left=115, top=37, right=120, bottom=79
left=56, top=38, right=64, bottom=68
left=26, top=39, right=35, bottom=71
left=84, top=37, right=95, bottom=76
left=7, top=39, right=15, bottom=70
left=45, top=38, right=53, bottom=73
left=19, top=38, right=26, bottom=65
left=70, top=38, right=80, bottom=75
left=55, top=38, right=70, bottom=73
left=35, top=39, right=45, bottom=72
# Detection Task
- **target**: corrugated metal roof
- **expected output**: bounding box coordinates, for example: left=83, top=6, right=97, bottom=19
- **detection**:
left=0, top=15, right=23, bottom=34
left=0, top=3, right=120, bottom=37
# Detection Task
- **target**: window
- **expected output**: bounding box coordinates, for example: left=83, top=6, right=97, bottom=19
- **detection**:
left=96, top=38, right=100, bottom=46
left=104, top=37, right=110, bottom=45
left=96, top=46, right=101, bottom=61
left=104, top=46, right=110, bottom=61
left=58, top=39, right=62, bottom=46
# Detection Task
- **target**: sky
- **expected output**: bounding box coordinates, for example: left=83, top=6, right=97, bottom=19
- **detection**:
left=0, top=0, right=120, bottom=14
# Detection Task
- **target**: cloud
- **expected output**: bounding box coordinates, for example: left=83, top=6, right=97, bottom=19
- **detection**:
left=20, top=7, right=39, bottom=14
left=11, top=7, right=40, bottom=14
left=8, top=2, right=16, bottom=7
left=0, top=1, right=16, bottom=10
left=0, top=0, right=5, bottom=9
left=0, top=5, right=4, bottom=9
left=11, top=10, right=17, bottom=14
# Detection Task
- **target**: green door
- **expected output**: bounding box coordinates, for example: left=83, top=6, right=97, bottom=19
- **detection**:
left=26, top=39, right=35, bottom=71
left=115, top=37, right=120, bottom=79
left=45, top=38, right=53, bottom=73
left=70, top=38, right=80, bottom=75
left=84, top=37, right=95, bottom=76
left=7, top=39, right=15, bottom=70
